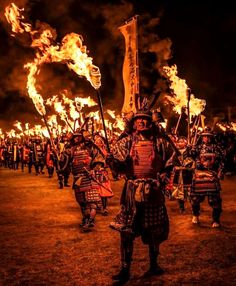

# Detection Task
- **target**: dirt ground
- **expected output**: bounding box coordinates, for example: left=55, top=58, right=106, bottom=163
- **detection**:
left=0, top=167, right=236, bottom=286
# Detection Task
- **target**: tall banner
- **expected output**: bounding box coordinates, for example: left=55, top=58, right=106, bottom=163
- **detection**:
left=119, top=16, right=139, bottom=114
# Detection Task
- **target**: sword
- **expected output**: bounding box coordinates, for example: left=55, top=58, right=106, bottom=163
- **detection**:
left=83, top=166, right=113, bottom=194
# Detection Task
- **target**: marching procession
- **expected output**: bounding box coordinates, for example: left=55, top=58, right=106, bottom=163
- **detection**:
left=1, top=107, right=236, bottom=283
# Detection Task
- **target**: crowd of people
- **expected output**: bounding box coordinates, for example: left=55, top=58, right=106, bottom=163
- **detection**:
left=0, top=107, right=236, bottom=284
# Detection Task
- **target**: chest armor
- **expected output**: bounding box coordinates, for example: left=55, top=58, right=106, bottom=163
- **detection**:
left=23, top=147, right=30, bottom=161
left=94, top=169, right=108, bottom=183
left=130, top=140, right=157, bottom=178
left=72, top=146, right=91, bottom=176
left=36, top=145, right=43, bottom=157
left=199, top=145, right=216, bottom=169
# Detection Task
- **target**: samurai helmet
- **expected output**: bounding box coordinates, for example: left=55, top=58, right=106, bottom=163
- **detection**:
left=200, top=126, right=214, bottom=137
left=131, top=98, right=152, bottom=131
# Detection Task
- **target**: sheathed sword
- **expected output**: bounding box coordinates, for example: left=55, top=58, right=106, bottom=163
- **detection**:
left=83, top=166, right=113, bottom=194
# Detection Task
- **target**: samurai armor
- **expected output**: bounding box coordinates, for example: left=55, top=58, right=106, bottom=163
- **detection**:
left=191, top=170, right=221, bottom=195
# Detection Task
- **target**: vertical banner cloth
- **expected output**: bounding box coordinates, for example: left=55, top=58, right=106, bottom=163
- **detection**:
left=119, top=16, right=139, bottom=114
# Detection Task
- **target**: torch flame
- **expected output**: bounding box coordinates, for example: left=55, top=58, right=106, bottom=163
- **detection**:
left=74, top=96, right=97, bottom=109
left=231, top=122, right=236, bottom=132
left=163, top=65, right=206, bottom=117
left=13, top=120, right=23, bottom=131
left=4, top=3, right=31, bottom=34
left=107, top=109, right=116, bottom=119
left=5, top=3, right=101, bottom=120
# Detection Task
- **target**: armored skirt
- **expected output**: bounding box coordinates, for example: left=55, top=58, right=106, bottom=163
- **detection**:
left=73, top=173, right=101, bottom=204
left=111, top=179, right=169, bottom=245
left=191, top=170, right=221, bottom=196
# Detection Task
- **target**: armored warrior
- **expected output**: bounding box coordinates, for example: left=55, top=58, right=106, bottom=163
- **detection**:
left=32, top=138, right=45, bottom=175
left=70, top=131, right=105, bottom=231
left=91, top=160, right=113, bottom=215
left=0, top=140, right=6, bottom=167
left=45, top=140, right=55, bottom=178
left=1, top=141, right=9, bottom=168
left=56, top=140, right=71, bottom=188
left=6, top=142, right=13, bottom=169
left=20, top=142, right=30, bottom=172
left=93, top=133, right=113, bottom=213
left=190, top=127, right=225, bottom=227
left=12, top=141, right=20, bottom=170
left=28, top=139, right=34, bottom=174
left=107, top=106, right=174, bottom=283
left=165, top=136, right=195, bottom=213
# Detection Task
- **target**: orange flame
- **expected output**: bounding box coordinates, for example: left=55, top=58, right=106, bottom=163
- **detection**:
left=24, top=61, right=46, bottom=116
left=0, top=128, right=3, bottom=139
left=13, top=120, right=23, bottom=131
left=113, top=115, right=125, bottom=131
left=74, top=96, right=97, bottom=109
left=5, top=3, right=101, bottom=119
left=4, top=3, right=31, bottom=34
left=163, top=65, right=206, bottom=117
left=62, top=94, right=80, bottom=121
left=107, top=109, right=116, bottom=119
left=231, top=122, right=236, bottom=132
left=216, top=122, right=227, bottom=132
left=6, top=129, right=16, bottom=138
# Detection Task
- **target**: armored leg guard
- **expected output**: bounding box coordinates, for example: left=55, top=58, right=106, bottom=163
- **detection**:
left=112, top=232, right=133, bottom=283
left=208, top=195, right=222, bottom=226
left=79, top=202, right=92, bottom=232
left=87, top=205, right=96, bottom=227
left=35, top=164, right=39, bottom=175
left=191, top=196, right=205, bottom=222
left=143, top=245, right=164, bottom=277
left=102, top=197, right=108, bottom=216
left=64, top=175, right=70, bottom=187
left=178, top=199, right=185, bottom=214
left=58, top=173, right=63, bottom=189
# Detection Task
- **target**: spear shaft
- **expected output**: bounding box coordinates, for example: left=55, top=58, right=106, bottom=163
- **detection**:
left=96, top=89, right=110, bottom=153
left=42, top=115, right=57, bottom=155
left=187, top=89, right=191, bottom=144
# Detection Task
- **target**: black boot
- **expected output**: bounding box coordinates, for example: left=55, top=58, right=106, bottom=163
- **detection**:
left=88, top=218, right=95, bottom=227
left=80, top=218, right=92, bottom=232
left=79, top=217, right=87, bottom=228
left=144, top=263, right=164, bottom=277
left=112, top=234, right=133, bottom=283
left=112, top=267, right=130, bottom=283
left=64, top=179, right=70, bottom=187
left=144, top=246, right=164, bottom=277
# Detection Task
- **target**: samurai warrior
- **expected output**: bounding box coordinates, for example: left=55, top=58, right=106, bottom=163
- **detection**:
left=45, top=140, right=56, bottom=178
left=70, top=131, right=105, bottom=231
left=0, top=141, right=5, bottom=167
left=165, top=136, right=195, bottom=213
left=20, top=142, right=30, bottom=172
left=107, top=106, right=175, bottom=283
left=190, top=127, right=225, bottom=227
left=91, top=160, right=113, bottom=216
left=56, top=140, right=71, bottom=188
left=12, top=141, right=20, bottom=170
left=32, top=138, right=45, bottom=175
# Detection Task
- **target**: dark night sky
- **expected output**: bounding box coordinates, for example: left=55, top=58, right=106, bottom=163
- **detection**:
left=0, top=0, right=235, bottom=128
